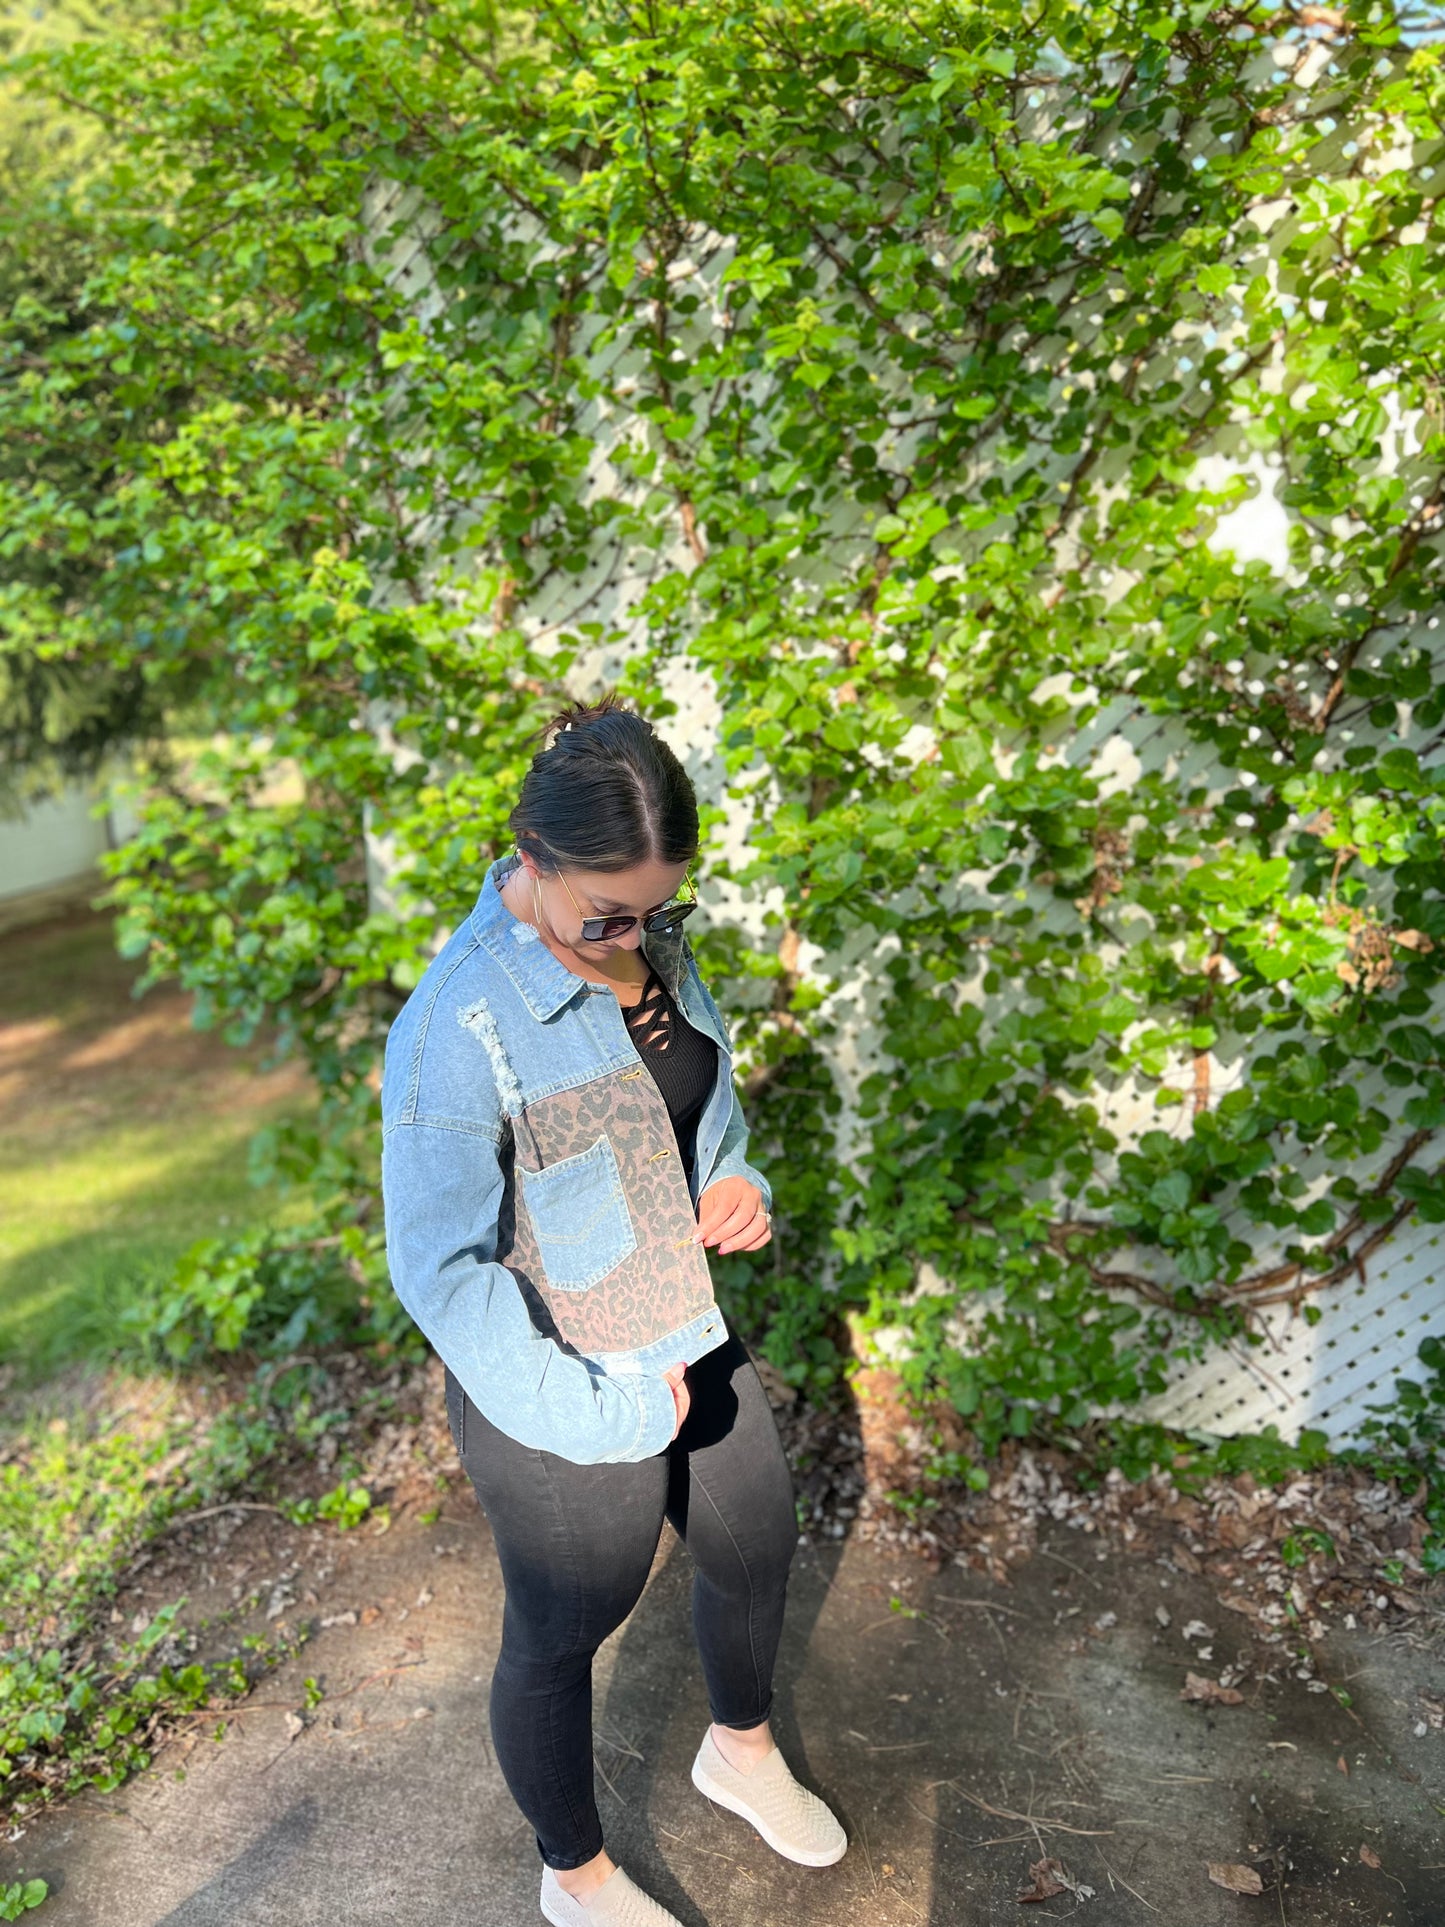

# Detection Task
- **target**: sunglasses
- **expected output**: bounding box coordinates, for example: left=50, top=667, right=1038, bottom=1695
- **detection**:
left=554, top=867, right=699, bottom=943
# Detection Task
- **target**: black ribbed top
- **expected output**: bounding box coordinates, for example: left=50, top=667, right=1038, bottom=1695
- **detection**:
left=622, top=965, right=718, bottom=1182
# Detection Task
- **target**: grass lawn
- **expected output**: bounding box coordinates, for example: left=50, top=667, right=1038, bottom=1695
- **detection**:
left=0, top=905, right=317, bottom=1385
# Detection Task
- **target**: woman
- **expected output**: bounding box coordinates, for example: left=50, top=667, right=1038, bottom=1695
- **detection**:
left=380, top=695, right=847, bottom=1927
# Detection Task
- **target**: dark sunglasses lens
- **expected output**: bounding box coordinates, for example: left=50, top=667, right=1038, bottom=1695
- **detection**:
left=644, top=901, right=697, bottom=932
left=583, top=915, right=638, bottom=940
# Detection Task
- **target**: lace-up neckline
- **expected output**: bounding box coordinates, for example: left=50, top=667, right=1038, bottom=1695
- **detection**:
left=621, top=966, right=673, bottom=1052
left=618, top=964, right=717, bottom=1182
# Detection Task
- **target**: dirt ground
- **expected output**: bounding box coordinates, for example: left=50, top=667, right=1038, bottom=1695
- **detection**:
left=4, top=1351, right=1442, bottom=1927
left=0, top=906, right=308, bottom=1141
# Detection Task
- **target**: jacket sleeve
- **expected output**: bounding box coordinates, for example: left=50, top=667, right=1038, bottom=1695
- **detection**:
left=708, top=1081, right=774, bottom=1214
left=380, top=1118, right=679, bottom=1465
left=688, top=955, right=773, bottom=1213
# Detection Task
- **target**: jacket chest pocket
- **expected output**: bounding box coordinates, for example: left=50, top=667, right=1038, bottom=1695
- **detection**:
left=518, top=1134, right=639, bottom=1291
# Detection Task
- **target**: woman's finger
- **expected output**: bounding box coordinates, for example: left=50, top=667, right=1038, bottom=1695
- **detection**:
left=717, top=1204, right=770, bottom=1254
left=695, top=1179, right=768, bottom=1244
left=697, top=1195, right=758, bottom=1245
left=695, top=1200, right=747, bottom=1240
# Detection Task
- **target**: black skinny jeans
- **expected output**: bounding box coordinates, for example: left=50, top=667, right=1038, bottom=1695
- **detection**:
left=443, top=1316, right=799, bottom=1870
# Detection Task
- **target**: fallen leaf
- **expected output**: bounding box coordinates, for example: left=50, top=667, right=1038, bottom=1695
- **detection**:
left=283, top=1710, right=305, bottom=1740
left=1359, top=1846, right=1381, bottom=1869
left=1182, top=1619, right=1216, bottom=1642
left=264, top=1582, right=294, bottom=1622
left=1017, top=1857, right=1068, bottom=1903
left=359, top=1605, right=382, bottom=1626
left=1207, top=1862, right=1264, bottom=1895
left=1337, top=1755, right=1349, bottom=1776
left=1182, top=1673, right=1244, bottom=1706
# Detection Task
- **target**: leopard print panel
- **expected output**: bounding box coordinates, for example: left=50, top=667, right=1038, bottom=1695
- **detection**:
left=497, top=1065, right=718, bottom=1355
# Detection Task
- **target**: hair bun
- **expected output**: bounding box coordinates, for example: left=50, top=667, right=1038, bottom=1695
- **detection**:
left=533, top=691, right=641, bottom=755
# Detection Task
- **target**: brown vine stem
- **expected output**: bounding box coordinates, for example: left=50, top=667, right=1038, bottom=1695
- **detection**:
left=680, top=498, right=707, bottom=565
left=1193, top=953, right=1223, bottom=1119
left=1232, top=1191, right=1424, bottom=1309
left=153, top=1500, right=287, bottom=1534
left=1043, top=1137, right=1441, bottom=1316
left=1224, top=1136, right=1440, bottom=1308
left=1041, top=1222, right=1178, bottom=1310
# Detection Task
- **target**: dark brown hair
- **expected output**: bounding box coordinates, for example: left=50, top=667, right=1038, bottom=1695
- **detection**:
left=508, top=691, right=699, bottom=876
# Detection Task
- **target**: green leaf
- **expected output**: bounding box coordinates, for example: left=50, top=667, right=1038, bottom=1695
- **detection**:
left=1148, top=1172, right=1192, bottom=1212
left=1390, top=1025, right=1439, bottom=1066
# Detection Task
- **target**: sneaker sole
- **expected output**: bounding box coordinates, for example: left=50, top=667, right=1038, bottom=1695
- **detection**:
left=690, top=1757, right=847, bottom=1867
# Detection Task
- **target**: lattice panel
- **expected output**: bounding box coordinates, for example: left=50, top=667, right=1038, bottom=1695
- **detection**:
left=1142, top=1212, right=1444, bottom=1445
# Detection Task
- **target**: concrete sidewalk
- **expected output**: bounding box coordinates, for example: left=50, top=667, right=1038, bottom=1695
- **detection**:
left=10, top=1493, right=1444, bottom=1926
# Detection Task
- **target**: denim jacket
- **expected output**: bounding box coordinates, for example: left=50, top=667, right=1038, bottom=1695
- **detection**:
left=380, top=851, right=773, bottom=1465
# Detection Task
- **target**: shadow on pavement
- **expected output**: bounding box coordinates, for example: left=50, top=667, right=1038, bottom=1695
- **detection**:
left=151, top=1799, right=321, bottom=1924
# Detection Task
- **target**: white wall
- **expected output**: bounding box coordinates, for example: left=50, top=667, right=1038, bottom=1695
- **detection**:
left=0, top=782, right=110, bottom=903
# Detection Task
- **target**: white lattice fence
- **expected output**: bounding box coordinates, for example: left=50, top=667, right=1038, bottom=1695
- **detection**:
left=1143, top=1216, right=1444, bottom=1445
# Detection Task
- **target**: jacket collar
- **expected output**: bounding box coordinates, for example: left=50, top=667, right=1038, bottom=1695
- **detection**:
left=468, top=851, right=689, bottom=1023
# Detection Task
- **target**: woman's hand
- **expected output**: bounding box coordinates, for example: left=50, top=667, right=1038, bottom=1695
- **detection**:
left=662, top=1362, right=691, bottom=1440
left=693, top=1177, right=772, bottom=1256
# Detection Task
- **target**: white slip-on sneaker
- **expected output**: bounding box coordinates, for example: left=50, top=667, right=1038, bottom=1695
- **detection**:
left=689, top=1727, right=847, bottom=1867
left=540, top=1862, right=686, bottom=1927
